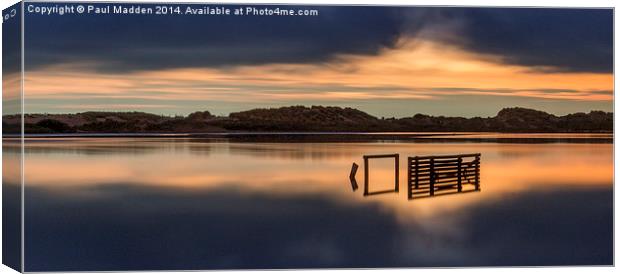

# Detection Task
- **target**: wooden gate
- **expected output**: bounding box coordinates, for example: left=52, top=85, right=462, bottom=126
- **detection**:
left=363, top=154, right=399, bottom=196
left=407, top=153, right=480, bottom=199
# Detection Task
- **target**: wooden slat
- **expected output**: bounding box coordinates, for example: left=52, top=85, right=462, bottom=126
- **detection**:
left=457, top=158, right=462, bottom=192
left=411, top=182, right=477, bottom=189
left=412, top=159, right=480, bottom=167
left=410, top=178, right=475, bottom=185
left=395, top=154, right=399, bottom=193
left=407, top=157, right=413, bottom=199
left=349, top=163, right=359, bottom=191
left=414, top=157, right=419, bottom=189
left=432, top=166, right=461, bottom=172
left=411, top=167, right=477, bottom=176
left=365, top=189, right=398, bottom=196
left=414, top=164, right=478, bottom=170
left=475, top=155, right=480, bottom=191
left=364, top=157, right=369, bottom=196
left=418, top=158, right=459, bottom=163
left=413, top=182, right=473, bottom=188
left=414, top=153, right=481, bottom=160
left=363, top=153, right=399, bottom=159
left=407, top=153, right=481, bottom=199
left=415, top=162, right=463, bottom=169
left=410, top=189, right=480, bottom=199
left=429, top=158, right=435, bottom=196
left=434, top=178, right=460, bottom=184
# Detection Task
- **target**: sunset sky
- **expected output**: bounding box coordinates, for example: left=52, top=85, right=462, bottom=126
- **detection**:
left=20, top=5, right=613, bottom=117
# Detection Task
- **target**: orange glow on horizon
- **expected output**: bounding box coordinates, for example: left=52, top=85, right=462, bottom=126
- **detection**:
left=22, top=38, right=612, bottom=112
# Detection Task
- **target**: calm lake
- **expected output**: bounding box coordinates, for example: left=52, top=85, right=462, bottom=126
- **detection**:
left=9, top=133, right=613, bottom=270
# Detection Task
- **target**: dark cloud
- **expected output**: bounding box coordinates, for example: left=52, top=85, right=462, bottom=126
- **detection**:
left=23, top=5, right=612, bottom=73
left=24, top=4, right=404, bottom=72
left=441, top=8, right=613, bottom=73
left=3, top=3, right=21, bottom=75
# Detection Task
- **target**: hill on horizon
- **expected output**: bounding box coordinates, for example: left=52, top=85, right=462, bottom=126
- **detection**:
left=1, top=106, right=613, bottom=134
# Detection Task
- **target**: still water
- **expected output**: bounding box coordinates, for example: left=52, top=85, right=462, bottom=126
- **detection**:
left=12, top=134, right=613, bottom=270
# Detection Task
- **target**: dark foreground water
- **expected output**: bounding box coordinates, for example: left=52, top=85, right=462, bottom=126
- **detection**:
left=10, top=133, right=613, bottom=271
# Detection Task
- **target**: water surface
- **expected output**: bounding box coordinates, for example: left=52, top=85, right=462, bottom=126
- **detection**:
left=16, top=133, right=613, bottom=270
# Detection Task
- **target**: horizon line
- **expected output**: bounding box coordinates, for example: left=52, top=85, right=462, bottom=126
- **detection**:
left=4, top=105, right=614, bottom=119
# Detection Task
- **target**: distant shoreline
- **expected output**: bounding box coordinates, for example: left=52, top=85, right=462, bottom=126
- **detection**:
left=5, top=131, right=470, bottom=139
left=3, top=106, right=613, bottom=135
left=3, top=131, right=613, bottom=137
left=3, top=132, right=612, bottom=144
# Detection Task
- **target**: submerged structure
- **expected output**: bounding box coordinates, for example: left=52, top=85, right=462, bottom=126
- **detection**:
left=351, top=153, right=481, bottom=200
left=408, top=153, right=481, bottom=199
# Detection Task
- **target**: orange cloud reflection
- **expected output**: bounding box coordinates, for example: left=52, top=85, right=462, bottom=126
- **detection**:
left=19, top=139, right=613, bottom=222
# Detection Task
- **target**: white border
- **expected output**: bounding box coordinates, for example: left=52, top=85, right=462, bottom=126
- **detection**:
left=0, top=1, right=616, bottom=274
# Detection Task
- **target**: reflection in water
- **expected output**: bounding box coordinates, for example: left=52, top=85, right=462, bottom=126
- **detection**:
left=3, top=141, right=21, bottom=271
left=18, top=135, right=613, bottom=271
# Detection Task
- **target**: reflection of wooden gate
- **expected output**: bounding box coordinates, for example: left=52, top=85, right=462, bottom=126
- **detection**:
left=407, top=153, right=480, bottom=199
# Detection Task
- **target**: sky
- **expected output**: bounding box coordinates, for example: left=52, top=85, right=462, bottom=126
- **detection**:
left=18, top=4, right=613, bottom=117
left=2, top=2, right=21, bottom=116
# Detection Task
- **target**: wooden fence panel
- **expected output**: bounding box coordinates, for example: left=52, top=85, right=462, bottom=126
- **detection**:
left=408, top=153, right=480, bottom=199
